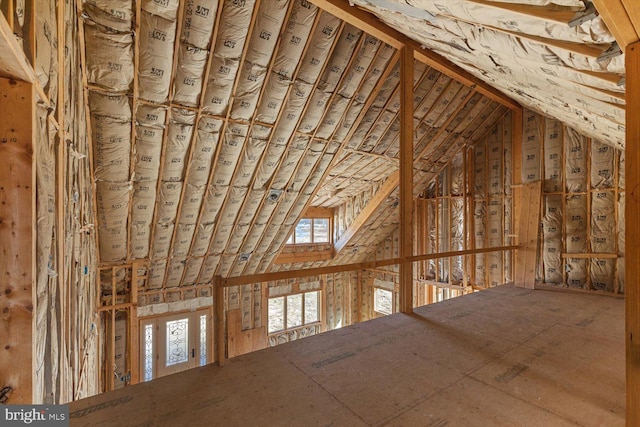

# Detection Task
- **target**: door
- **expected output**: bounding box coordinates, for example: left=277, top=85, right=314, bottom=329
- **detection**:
left=140, top=308, right=211, bottom=382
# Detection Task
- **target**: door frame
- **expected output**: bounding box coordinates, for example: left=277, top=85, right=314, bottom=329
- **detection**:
left=139, top=307, right=213, bottom=382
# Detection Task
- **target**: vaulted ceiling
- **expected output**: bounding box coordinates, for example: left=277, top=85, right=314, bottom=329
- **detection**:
left=352, top=0, right=625, bottom=148
left=82, top=0, right=619, bottom=292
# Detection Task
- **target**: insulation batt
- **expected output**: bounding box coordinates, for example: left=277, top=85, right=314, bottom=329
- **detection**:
left=182, top=257, right=205, bottom=286
left=202, top=0, right=257, bottom=114
left=544, top=118, right=563, bottom=192
left=173, top=44, right=209, bottom=106
left=181, top=0, right=218, bottom=49
left=354, top=3, right=625, bottom=148
left=138, top=12, right=176, bottom=102
left=152, top=222, right=175, bottom=258
left=84, top=0, right=134, bottom=31
left=231, top=0, right=290, bottom=120
left=191, top=223, right=216, bottom=256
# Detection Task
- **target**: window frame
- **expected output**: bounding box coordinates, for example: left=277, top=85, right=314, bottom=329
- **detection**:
left=285, top=207, right=334, bottom=246
left=373, top=287, right=394, bottom=316
left=267, top=290, right=322, bottom=335
left=287, top=217, right=332, bottom=245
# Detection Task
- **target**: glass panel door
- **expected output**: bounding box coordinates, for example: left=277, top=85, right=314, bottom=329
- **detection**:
left=140, top=308, right=211, bottom=381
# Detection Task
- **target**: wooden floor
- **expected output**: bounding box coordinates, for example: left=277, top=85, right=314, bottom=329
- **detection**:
left=70, top=285, right=625, bottom=426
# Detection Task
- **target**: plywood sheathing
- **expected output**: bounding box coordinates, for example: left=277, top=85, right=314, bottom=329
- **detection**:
left=0, top=79, right=34, bottom=404
left=68, top=285, right=625, bottom=426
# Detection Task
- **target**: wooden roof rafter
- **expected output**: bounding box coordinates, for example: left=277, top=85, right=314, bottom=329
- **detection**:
left=196, top=10, right=342, bottom=280
left=168, top=0, right=268, bottom=286
left=252, top=31, right=402, bottom=276
left=307, top=0, right=520, bottom=110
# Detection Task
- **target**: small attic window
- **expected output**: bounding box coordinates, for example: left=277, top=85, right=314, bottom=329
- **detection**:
left=287, top=218, right=330, bottom=244
left=277, top=207, right=335, bottom=265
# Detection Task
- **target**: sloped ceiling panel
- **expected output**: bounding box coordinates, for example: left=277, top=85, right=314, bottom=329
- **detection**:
left=350, top=0, right=625, bottom=149
left=82, top=0, right=414, bottom=291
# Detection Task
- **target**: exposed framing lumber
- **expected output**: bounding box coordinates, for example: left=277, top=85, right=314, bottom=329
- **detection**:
left=0, top=12, right=35, bottom=82
left=274, top=249, right=334, bottom=265
left=244, top=30, right=398, bottom=275
left=334, top=172, right=398, bottom=252
left=592, top=0, right=638, bottom=48
left=214, top=276, right=225, bottom=366
left=625, top=40, right=640, bottom=427
left=514, top=180, right=542, bottom=289
left=303, top=206, right=334, bottom=218
left=223, top=246, right=518, bottom=287
left=195, top=8, right=329, bottom=280
left=0, top=78, right=34, bottom=403
left=307, top=0, right=518, bottom=110
left=399, top=46, right=413, bottom=314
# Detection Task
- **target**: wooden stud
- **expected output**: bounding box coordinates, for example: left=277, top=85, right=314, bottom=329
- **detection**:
left=586, top=137, right=592, bottom=290
left=125, top=0, right=144, bottom=262
left=625, top=40, right=640, bottom=427
left=515, top=181, right=542, bottom=289
left=399, top=46, right=413, bottom=314
left=214, top=276, right=226, bottom=366
left=76, top=0, right=103, bottom=272
left=614, top=139, right=620, bottom=294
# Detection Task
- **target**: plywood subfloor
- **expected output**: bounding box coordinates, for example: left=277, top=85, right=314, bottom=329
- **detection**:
left=70, top=285, right=625, bottom=426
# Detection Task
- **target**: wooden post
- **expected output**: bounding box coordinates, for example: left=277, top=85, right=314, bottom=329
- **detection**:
left=399, top=45, right=414, bottom=314
left=511, top=107, right=526, bottom=288
left=214, top=276, right=226, bottom=366
left=626, top=40, right=640, bottom=427
left=0, top=78, right=34, bottom=403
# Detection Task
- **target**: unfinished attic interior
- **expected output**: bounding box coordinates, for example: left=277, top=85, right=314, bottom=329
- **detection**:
left=0, top=0, right=638, bottom=424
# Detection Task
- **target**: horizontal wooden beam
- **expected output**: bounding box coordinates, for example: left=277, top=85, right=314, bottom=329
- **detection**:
left=415, top=279, right=468, bottom=291
left=303, top=206, right=334, bottom=218
left=561, top=253, right=618, bottom=259
left=223, top=245, right=518, bottom=287
left=274, top=249, right=334, bottom=265
left=334, top=171, right=399, bottom=253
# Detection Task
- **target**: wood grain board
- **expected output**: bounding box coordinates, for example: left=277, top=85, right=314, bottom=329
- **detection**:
left=0, top=78, right=34, bottom=403
left=68, top=285, right=625, bottom=426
